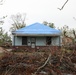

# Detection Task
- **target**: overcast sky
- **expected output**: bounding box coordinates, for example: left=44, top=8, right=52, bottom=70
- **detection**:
left=0, top=0, right=76, bottom=32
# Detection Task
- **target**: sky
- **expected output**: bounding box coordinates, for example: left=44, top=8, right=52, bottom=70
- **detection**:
left=0, top=0, right=76, bottom=32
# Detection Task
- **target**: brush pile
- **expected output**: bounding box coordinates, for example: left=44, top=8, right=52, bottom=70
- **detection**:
left=0, top=49, right=76, bottom=75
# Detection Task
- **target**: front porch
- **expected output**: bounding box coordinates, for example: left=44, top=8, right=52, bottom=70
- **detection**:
left=12, top=36, right=61, bottom=46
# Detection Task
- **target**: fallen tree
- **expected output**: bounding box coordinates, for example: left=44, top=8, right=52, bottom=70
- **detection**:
left=0, top=48, right=76, bottom=75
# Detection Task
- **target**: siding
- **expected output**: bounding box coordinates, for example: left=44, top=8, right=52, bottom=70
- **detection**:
left=12, top=36, right=61, bottom=46
left=36, top=37, right=46, bottom=46
left=12, top=35, right=14, bottom=46
left=27, top=37, right=46, bottom=46
left=14, top=36, right=22, bottom=46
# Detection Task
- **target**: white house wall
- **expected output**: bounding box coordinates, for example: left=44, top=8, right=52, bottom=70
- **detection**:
left=36, top=37, right=46, bottom=46
left=27, top=37, right=46, bottom=46
left=14, top=36, right=22, bottom=46
left=12, top=35, right=14, bottom=46
left=12, top=36, right=61, bottom=46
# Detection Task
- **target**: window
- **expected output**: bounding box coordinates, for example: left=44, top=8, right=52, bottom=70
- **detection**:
left=22, top=36, right=27, bottom=45
left=46, top=37, right=52, bottom=45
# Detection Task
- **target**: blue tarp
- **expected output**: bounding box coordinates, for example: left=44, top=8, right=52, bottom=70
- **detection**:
left=12, top=22, right=61, bottom=36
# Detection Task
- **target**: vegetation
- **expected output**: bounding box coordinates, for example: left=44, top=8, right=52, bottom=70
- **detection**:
left=0, top=48, right=76, bottom=75
left=10, top=13, right=26, bottom=31
left=43, top=21, right=55, bottom=28
left=0, top=0, right=76, bottom=75
left=0, top=28, right=11, bottom=47
left=0, top=0, right=5, bottom=5
left=0, top=15, right=11, bottom=47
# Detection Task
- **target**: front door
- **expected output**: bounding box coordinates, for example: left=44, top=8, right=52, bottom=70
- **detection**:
left=31, top=37, right=36, bottom=48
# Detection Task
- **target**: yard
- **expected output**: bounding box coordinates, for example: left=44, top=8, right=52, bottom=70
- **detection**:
left=0, top=46, right=76, bottom=75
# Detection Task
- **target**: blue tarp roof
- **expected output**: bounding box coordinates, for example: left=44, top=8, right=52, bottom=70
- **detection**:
left=12, top=22, right=61, bottom=36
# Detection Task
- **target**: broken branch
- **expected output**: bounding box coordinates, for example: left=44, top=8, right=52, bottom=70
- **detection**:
left=32, top=53, right=51, bottom=75
left=58, top=0, right=69, bottom=10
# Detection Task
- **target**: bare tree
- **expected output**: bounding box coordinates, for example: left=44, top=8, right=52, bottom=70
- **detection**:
left=73, top=17, right=76, bottom=21
left=0, top=16, right=7, bottom=25
left=73, top=17, right=76, bottom=40
left=0, top=0, right=6, bottom=25
left=10, top=13, right=26, bottom=31
left=0, top=0, right=5, bottom=5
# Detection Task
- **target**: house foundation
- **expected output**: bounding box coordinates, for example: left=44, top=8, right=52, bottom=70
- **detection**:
left=12, top=46, right=61, bottom=52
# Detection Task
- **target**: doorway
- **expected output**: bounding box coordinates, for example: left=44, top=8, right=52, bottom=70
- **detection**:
left=31, top=37, right=36, bottom=48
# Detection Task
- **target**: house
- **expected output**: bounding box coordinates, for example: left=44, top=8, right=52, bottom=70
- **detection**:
left=12, top=22, right=61, bottom=51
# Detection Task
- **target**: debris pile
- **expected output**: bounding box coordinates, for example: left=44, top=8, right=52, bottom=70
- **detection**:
left=0, top=49, right=76, bottom=75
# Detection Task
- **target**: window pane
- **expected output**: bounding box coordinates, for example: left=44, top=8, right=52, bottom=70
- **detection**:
left=22, top=36, right=27, bottom=45
left=31, top=37, right=35, bottom=42
left=46, top=37, right=51, bottom=45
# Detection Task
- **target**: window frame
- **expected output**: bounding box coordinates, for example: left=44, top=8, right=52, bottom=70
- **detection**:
left=22, top=36, right=27, bottom=45
left=46, top=37, right=52, bottom=46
